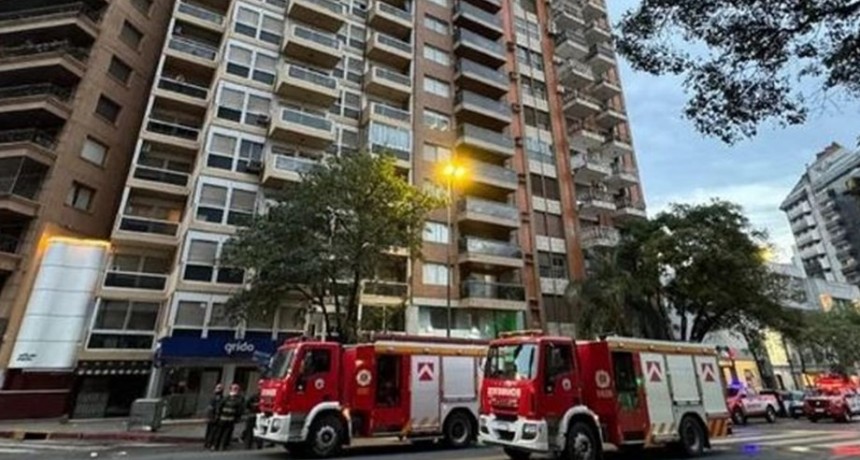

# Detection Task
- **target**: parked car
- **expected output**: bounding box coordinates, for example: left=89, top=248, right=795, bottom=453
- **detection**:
left=781, top=391, right=806, bottom=419
left=727, top=386, right=780, bottom=425
left=760, top=389, right=789, bottom=417
left=804, top=388, right=860, bottom=423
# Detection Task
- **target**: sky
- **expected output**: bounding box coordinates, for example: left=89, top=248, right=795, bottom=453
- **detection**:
left=606, top=1, right=859, bottom=261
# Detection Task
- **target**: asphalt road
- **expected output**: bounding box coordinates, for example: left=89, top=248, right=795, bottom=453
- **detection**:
left=1, top=418, right=859, bottom=460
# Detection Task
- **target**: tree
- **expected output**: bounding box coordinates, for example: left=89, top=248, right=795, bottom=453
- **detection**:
left=616, top=1, right=860, bottom=143
left=222, top=153, right=443, bottom=343
left=795, top=308, right=860, bottom=374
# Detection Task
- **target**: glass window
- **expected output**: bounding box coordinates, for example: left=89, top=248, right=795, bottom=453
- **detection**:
left=207, top=133, right=237, bottom=170
left=226, top=44, right=253, bottom=78
left=237, top=139, right=264, bottom=172
left=227, top=189, right=257, bottom=225
left=302, top=349, right=332, bottom=375
left=424, top=15, right=449, bottom=34
left=88, top=300, right=158, bottom=350
left=108, top=56, right=132, bottom=84
left=81, top=138, right=107, bottom=166
left=422, top=263, right=449, bottom=286
left=174, top=300, right=207, bottom=327
left=545, top=343, right=573, bottom=379
left=184, top=240, right=218, bottom=281
left=422, top=144, right=451, bottom=162
left=424, top=222, right=449, bottom=243
left=423, top=45, right=450, bottom=66
left=217, top=88, right=244, bottom=121
left=423, top=109, right=450, bottom=131
left=235, top=6, right=282, bottom=44
left=486, top=343, right=538, bottom=379
left=197, top=184, right=228, bottom=223
left=368, top=121, right=411, bottom=153
left=66, top=182, right=95, bottom=211
left=120, top=21, right=143, bottom=49
left=95, top=96, right=122, bottom=123
left=253, top=53, right=277, bottom=84
left=423, top=76, right=450, bottom=97
left=209, top=302, right=232, bottom=327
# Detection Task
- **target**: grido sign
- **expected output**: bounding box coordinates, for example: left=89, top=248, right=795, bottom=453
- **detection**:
left=224, top=340, right=255, bottom=355
left=157, top=331, right=278, bottom=361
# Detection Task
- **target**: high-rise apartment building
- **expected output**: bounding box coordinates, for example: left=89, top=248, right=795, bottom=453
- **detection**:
left=781, top=142, right=860, bottom=285
left=0, top=0, right=174, bottom=417
left=1, top=0, right=645, bottom=419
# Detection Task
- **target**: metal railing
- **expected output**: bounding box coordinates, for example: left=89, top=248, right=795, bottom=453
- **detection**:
left=470, top=161, right=517, bottom=185
left=133, top=164, right=190, bottom=187
left=571, top=152, right=610, bottom=170
left=373, top=31, right=412, bottom=54
left=460, top=236, right=522, bottom=258
left=563, top=89, right=600, bottom=107
left=370, top=102, right=410, bottom=122
left=581, top=190, right=614, bottom=203
left=364, top=280, right=408, bottom=297
left=458, top=124, right=514, bottom=150
left=157, top=77, right=208, bottom=100
left=455, top=1, right=502, bottom=28
left=177, top=0, right=224, bottom=25
left=555, top=30, right=588, bottom=48
left=455, top=28, right=504, bottom=57
left=457, top=59, right=507, bottom=86
left=103, top=271, right=168, bottom=290
left=456, top=91, right=511, bottom=117
left=459, top=197, right=519, bottom=221
left=146, top=113, right=201, bottom=141
left=290, top=24, right=340, bottom=50
left=168, top=35, right=218, bottom=61
left=0, top=41, right=89, bottom=62
left=297, top=0, right=345, bottom=15
left=370, top=143, right=410, bottom=162
left=273, top=154, right=320, bottom=174
left=461, top=280, right=526, bottom=301
left=286, top=65, right=337, bottom=89
left=375, top=1, right=411, bottom=21
left=0, top=3, right=101, bottom=25
left=589, top=43, right=615, bottom=59
left=118, top=216, right=179, bottom=236
left=371, top=66, right=412, bottom=87
left=612, top=164, right=638, bottom=176
left=0, top=83, right=72, bottom=102
left=0, top=128, right=56, bottom=149
left=0, top=173, right=44, bottom=200
left=281, top=108, right=332, bottom=132
left=580, top=226, right=620, bottom=244
left=616, top=198, right=646, bottom=210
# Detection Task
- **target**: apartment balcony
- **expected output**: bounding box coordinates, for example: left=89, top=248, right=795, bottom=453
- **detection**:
left=458, top=196, right=520, bottom=230
left=154, top=75, right=209, bottom=110
left=569, top=125, right=605, bottom=151
left=262, top=151, right=320, bottom=186
left=790, top=215, right=815, bottom=233
left=270, top=107, right=335, bottom=149
left=579, top=226, right=620, bottom=250
left=284, top=24, right=342, bottom=69
left=469, top=160, right=518, bottom=193
left=796, top=229, right=821, bottom=248
left=128, top=147, right=193, bottom=197
left=175, top=0, right=225, bottom=32
left=362, top=102, right=411, bottom=127
left=558, top=60, right=595, bottom=89
left=467, top=0, right=503, bottom=13
left=582, top=0, right=608, bottom=22
left=571, top=152, right=611, bottom=184
left=596, top=105, right=628, bottom=128
left=454, top=28, right=506, bottom=69
left=362, top=280, right=409, bottom=306
left=587, top=43, right=616, bottom=73
left=366, top=31, right=413, bottom=70
left=102, top=269, right=168, bottom=294
left=552, top=4, right=586, bottom=30
left=591, top=77, right=622, bottom=101
left=460, top=280, right=526, bottom=311
left=0, top=3, right=100, bottom=39
left=368, top=1, right=412, bottom=40
left=0, top=156, right=47, bottom=218
left=454, top=1, right=504, bottom=40
left=113, top=196, right=183, bottom=248
left=455, top=58, right=509, bottom=99
left=614, top=198, right=648, bottom=222
left=364, top=65, right=412, bottom=102
left=0, top=83, right=73, bottom=123
left=600, top=133, right=634, bottom=159
left=563, top=90, right=602, bottom=119
left=0, top=41, right=89, bottom=82
left=454, top=91, right=511, bottom=131
left=455, top=123, right=515, bottom=159
left=369, top=141, right=411, bottom=167
left=459, top=237, right=523, bottom=269
left=554, top=30, right=589, bottom=61
left=165, top=35, right=219, bottom=69
left=578, top=190, right=616, bottom=217
left=585, top=20, right=611, bottom=44
left=287, top=0, right=346, bottom=33
left=606, top=163, right=639, bottom=189
left=276, top=64, right=338, bottom=107
left=0, top=128, right=57, bottom=166
left=143, top=111, right=202, bottom=152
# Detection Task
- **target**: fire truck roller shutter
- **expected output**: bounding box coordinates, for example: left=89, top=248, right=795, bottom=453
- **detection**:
left=694, top=355, right=731, bottom=439
left=640, top=353, right=674, bottom=441
left=411, top=355, right=442, bottom=432
left=665, top=354, right=710, bottom=448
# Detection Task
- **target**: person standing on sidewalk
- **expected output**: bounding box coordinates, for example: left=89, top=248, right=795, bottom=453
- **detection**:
left=203, top=383, right=223, bottom=449
left=213, top=383, right=244, bottom=451
left=242, top=391, right=262, bottom=449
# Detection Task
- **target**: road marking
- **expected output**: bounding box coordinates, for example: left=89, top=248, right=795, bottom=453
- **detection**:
left=817, top=438, right=860, bottom=448
left=758, top=433, right=856, bottom=447
left=0, top=448, right=36, bottom=454
left=712, top=431, right=814, bottom=445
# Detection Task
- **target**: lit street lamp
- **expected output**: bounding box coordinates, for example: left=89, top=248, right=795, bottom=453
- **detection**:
left=440, top=161, right=467, bottom=338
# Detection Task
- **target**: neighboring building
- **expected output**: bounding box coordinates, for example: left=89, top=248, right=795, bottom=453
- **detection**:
left=2, top=0, right=646, bottom=419
left=0, top=0, right=174, bottom=418
left=781, top=142, right=860, bottom=285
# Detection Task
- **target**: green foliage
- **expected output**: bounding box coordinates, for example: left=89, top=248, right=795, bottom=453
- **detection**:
left=794, top=308, right=860, bottom=373
left=617, top=1, right=860, bottom=143
left=222, top=152, right=443, bottom=343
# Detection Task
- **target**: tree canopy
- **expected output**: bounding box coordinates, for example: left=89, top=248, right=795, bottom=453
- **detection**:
left=222, top=153, right=443, bottom=343
left=617, top=1, right=860, bottom=143
left=794, top=307, right=860, bottom=374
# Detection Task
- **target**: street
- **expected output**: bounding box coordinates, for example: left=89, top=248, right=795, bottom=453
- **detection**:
left=1, top=419, right=859, bottom=460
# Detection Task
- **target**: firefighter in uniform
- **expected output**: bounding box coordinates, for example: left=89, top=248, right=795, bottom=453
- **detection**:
left=214, top=383, right=244, bottom=451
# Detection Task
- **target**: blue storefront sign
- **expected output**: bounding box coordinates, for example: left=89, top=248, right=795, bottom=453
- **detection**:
left=156, top=330, right=283, bottom=362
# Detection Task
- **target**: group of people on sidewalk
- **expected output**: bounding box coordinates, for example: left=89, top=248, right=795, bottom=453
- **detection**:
left=202, top=383, right=261, bottom=451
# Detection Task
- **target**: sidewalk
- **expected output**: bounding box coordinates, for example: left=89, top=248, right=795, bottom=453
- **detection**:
left=0, top=417, right=206, bottom=444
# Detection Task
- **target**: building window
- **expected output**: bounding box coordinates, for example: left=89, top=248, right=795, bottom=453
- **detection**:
left=131, top=0, right=153, bottom=15
left=234, top=6, right=283, bottom=45
left=80, top=137, right=107, bottom=166
left=196, top=184, right=228, bottom=223
left=120, top=21, right=144, bottom=50
left=423, top=76, right=450, bottom=97
left=423, top=109, right=451, bottom=131
left=108, top=56, right=133, bottom=84
left=531, top=174, right=561, bottom=200
left=174, top=301, right=207, bottom=328
left=534, top=212, right=564, bottom=238
left=422, top=144, right=451, bottom=162
left=87, top=300, right=158, bottom=350
left=228, top=189, right=257, bottom=225
left=66, top=182, right=94, bottom=211
left=368, top=121, right=412, bottom=155
left=216, top=85, right=271, bottom=126
left=424, top=15, right=449, bottom=34
left=196, top=182, right=258, bottom=226
left=184, top=240, right=218, bottom=281
left=424, top=221, right=449, bottom=243
left=538, top=252, right=568, bottom=279
left=422, top=263, right=449, bottom=286
left=423, top=45, right=450, bottom=66
left=226, top=42, right=277, bottom=85
left=95, top=95, right=122, bottom=123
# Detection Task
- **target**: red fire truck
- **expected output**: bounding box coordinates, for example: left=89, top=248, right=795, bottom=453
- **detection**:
left=254, top=336, right=487, bottom=457
left=479, top=333, right=731, bottom=460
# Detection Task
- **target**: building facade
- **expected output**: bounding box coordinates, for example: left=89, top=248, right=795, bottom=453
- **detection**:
left=2, top=0, right=646, bottom=419
left=781, top=142, right=860, bottom=285
left=0, top=0, right=174, bottom=418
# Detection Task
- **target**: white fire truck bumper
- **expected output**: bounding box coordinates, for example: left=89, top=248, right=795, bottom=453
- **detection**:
left=255, top=413, right=296, bottom=444
left=479, top=414, right=550, bottom=454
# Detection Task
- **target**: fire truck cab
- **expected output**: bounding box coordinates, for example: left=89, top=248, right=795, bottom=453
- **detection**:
left=254, top=336, right=486, bottom=457
left=479, top=333, right=730, bottom=460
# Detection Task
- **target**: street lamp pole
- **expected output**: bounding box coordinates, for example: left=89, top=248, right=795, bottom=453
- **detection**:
left=446, top=175, right=453, bottom=338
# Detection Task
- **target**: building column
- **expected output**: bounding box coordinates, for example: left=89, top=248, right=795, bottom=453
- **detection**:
left=146, top=365, right=164, bottom=398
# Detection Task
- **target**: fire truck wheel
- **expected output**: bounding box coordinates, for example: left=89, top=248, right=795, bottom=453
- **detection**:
left=765, top=406, right=777, bottom=423
left=308, top=414, right=345, bottom=458
left=443, top=411, right=474, bottom=449
left=678, top=416, right=706, bottom=457
left=503, top=447, right=531, bottom=460
left=731, top=408, right=747, bottom=426
left=564, top=421, right=599, bottom=460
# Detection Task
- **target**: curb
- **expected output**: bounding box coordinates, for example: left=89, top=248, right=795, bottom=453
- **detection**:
left=0, top=430, right=202, bottom=444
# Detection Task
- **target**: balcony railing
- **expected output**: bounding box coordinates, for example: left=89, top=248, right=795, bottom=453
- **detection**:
left=457, top=59, right=507, bottom=86
left=273, top=154, right=320, bottom=174
left=147, top=114, right=201, bottom=141
left=103, top=270, right=168, bottom=290
left=555, top=30, right=588, bottom=48
left=0, top=40, right=89, bottom=62
left=377, top=1, right=411, bottom=21
left=287, top=65, right=337, bottom=89
left=460, top=237, right=522, bottom=259
left=0, top=173, right=44, bottom=200
left=616, top=198, right=646, bottom=211
left=455, top=28, right=504, bottom=56
left=0, top=128, right=56, bottom=149
left=157, top=77, right=209, bottom=100
left=370, top=143, right=410, bottom=162
left=300, top=0, right=345, bottom=14
left=563, top=89, right=600, bottom=106
left=168, top=35, right=218, bottom=61
left=281, top=107, right=332, bottom=132
left=581, top=190, right=614, bottom=203
left=455, top=1, right=502, bottom=28
left=371, top=66, right=412, bottom=87
left=374, top=31, right=412, bottom=53
left=461, top=280, right=526, bottom=301
left=133, top=163, right=190, bottom=187
left=177, top=0, right=224, bottom=25
left=0, top=83, right=72, bottom=102
left=456, top=91, right=511, bottom=117
left=612, top=164, right=638, bottom=176
left=471, top=161, right=517, bottom=185
left=458, top=124, right=514, bottom=150
left=118, top=216, right=179, bottom=236
left=0, top=234, right=20, bottom=254
left=370, top=102, right=410, bottom=122
left=0, top=3, right=101, bottom=26
left=292, top=24, right=340, bottom=49
left=589, top=43, right=615, bottom=59
left=459, top=197, right=519, bottom=221
left=580, top=226, right=620, bottom=245
left=572, top=152, right=610, bottom=169
left=364, top=280, right=408, bottom=297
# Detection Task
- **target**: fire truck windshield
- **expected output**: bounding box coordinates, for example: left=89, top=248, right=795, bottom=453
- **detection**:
left=265, top=347, right=296, bottom=379
left=485, top=343, right=538, bottom=380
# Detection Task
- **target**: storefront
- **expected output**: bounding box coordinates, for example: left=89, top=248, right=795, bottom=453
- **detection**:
left=153, top=329, right=298, bottom=418
left=71, top=361, right=151, bottom=419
